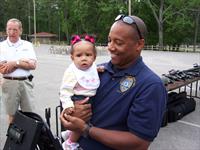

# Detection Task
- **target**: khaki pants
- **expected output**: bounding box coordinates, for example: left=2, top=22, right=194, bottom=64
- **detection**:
left=2, top=79, right=35, bottom=115
left=0, top=74, right=2, bottom=100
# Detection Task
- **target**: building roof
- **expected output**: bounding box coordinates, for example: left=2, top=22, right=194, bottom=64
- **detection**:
left=29, top=32, right=57, bottom=38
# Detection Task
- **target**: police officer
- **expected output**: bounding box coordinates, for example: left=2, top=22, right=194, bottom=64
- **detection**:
left=60, top=14, right=167, bottom=150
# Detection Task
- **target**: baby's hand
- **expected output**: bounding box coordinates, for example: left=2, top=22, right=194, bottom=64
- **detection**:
left=97, top=65, right=105, bottom=72
left=64, top=107, right=74, bottom=115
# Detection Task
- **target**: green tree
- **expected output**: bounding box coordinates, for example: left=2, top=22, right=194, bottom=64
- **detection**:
left=188, top=0, right=200, bottom=51
left=0, top=0, right=30, bottom=35
left=0, top=0, right=198, bottom=49
left=144, top=0, right=194, bottom=50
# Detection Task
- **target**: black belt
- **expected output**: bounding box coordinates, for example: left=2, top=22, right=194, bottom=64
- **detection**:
left=3, top=75, right=33, bottom=81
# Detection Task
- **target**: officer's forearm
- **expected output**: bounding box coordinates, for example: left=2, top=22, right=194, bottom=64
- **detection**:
left=89, top=127, right=150, bottom=150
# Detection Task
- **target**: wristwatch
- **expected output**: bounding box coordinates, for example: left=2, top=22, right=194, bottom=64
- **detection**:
left=82, top=123, right=93, bottom=138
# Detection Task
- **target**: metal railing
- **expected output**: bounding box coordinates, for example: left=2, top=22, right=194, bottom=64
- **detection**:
left=143, top=45, right=200, bottom=52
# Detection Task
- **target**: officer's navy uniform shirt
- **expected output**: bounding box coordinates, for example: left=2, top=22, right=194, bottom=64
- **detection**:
left=79, top=56, right=167, bottom=150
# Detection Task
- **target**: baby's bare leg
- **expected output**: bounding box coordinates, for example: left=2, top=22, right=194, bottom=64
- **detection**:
left=69, top=131, right=81, bottom=143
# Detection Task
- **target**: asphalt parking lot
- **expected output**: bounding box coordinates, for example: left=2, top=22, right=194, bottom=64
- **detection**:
left=0, top=44, right=200, bottom=150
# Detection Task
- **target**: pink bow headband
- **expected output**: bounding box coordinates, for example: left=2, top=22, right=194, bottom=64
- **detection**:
left=71, top=35, right=95, bottom=45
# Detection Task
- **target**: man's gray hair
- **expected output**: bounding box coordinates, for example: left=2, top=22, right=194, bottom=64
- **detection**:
left=7, top=18, right=23, bottom=30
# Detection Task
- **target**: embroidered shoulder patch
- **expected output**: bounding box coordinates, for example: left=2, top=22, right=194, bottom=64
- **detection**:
left=120, top=76, right=136, bottom=92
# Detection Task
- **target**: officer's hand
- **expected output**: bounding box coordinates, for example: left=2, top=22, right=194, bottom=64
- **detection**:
left=72, top=97, right=92, bottom=122
left=60, top=111, right=86, bottom=132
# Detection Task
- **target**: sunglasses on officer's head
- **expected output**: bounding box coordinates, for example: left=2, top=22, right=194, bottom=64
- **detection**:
left=115, top=14, right=143, bottom=39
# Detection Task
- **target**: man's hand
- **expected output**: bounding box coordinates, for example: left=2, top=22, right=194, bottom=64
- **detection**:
left=72, top=97, right=92, bottom=122
left=0, top=61, right=17, bottom=74
left=0, top=61, right=7, bottom=73
left=60, top=110, right=86, bottom=133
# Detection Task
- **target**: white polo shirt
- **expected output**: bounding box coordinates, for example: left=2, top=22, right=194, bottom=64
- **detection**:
left=0, top=38, right=37, bottom=77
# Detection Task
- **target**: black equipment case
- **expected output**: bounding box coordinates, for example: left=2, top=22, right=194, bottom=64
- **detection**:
left=3, top=111, right=63, bottom=150
left=162, top=92, right=196, bottom=126
left=167, top=92, right=196, bottom=123
left=168, top=97, right=196, bottom=122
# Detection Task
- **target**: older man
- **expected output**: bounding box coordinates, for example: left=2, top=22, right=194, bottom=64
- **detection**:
left=0, top=18, right=37, bottom=124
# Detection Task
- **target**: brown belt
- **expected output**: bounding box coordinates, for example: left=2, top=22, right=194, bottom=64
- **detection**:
left=3, top=76, right=30, bottom=81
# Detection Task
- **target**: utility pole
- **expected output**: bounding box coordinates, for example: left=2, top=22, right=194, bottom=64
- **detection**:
left=129, top=0, right=141, bottom=16
left=55, top=5, right=61, bottom=42
left=28, top=0, right=31, bottom=36
left=129, top=0, right=131, bottom=16
left=33, top=0, right=36, bottom=44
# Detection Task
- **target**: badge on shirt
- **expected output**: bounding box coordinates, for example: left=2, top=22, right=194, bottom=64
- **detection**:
left=120, top=76, right=136, bottom=92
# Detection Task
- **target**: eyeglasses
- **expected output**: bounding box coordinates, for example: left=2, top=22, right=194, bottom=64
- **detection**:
left=7, top=28, right=19, bottom=33
left=115, top=14, right=143, bottom=39
left=71, top=35, right=95, bottom=45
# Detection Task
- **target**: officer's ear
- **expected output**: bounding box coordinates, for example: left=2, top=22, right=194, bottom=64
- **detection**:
left=135, top=39, right=145, bottom=53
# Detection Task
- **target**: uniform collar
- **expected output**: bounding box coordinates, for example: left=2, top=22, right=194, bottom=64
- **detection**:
left=104, top=56, right=145, bottom=77
left=6, top=37, right=23, bottom=48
